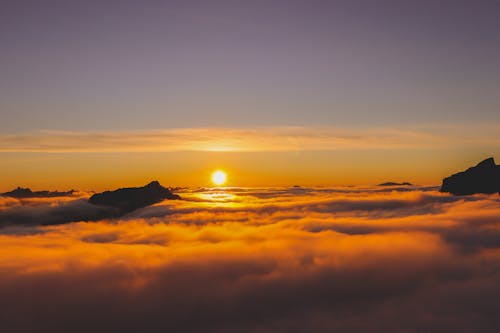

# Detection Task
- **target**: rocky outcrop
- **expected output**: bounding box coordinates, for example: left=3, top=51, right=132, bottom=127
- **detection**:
left=378, top=182, right=413, bottom=186
left=88, top=181, right=180, bottom=214
left=440, top=158, right=500, bottom=195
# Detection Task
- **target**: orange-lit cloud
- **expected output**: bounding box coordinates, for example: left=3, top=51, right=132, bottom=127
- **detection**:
left=0, top=124, right=499, bottom=153
left=1, top=187, right=500, bottom=331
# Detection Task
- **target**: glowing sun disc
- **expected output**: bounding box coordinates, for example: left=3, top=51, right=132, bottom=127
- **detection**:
left=211, top=170, right=227, bottom=186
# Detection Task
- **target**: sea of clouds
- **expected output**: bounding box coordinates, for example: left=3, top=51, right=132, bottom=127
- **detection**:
left=1, top=186, right=500, bottom=332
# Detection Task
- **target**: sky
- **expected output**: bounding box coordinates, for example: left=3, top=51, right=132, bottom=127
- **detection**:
left=2, top=3, right=500, bottom=330
left=1, top=0, right=499, bottom=189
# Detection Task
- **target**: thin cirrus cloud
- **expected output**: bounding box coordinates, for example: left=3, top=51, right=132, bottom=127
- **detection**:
left=1, top=187, right=500, bottom=332
left=0, top=124, right=499, bottom=153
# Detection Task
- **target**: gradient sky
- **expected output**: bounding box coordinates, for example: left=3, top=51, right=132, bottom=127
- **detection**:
left=1, top=0, right=499, bottom=189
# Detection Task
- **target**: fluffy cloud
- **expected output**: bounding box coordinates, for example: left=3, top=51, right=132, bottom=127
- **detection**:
left=0, top=194, right=116, bottom=227
left=1, top=187, right=500, bottom=332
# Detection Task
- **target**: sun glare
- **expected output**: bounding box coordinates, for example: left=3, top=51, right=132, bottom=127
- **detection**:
left=211, top=170, right=227, bottom=186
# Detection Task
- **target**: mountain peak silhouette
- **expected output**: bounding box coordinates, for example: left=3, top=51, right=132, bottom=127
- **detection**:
left=2, top=187, right=75, bottom=198
left=475, top=157, right=495, bottom=169
left=145, top=181, right=163, bottom=189
left=88, top=181, right=181, bottom=214
left=440, top=157, right=500, bottom=195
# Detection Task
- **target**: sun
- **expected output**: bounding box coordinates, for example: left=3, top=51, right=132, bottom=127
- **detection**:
left=211, top=170, right=227, bottom=186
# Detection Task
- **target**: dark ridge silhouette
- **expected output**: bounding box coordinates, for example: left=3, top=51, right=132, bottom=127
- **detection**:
left=2, top=187, right=75, bottom=198
left=88, top=181, right=181, bottom=214
left=378, top=182, right=413, bottom=186
left=440, top=157, right=500, bottom=195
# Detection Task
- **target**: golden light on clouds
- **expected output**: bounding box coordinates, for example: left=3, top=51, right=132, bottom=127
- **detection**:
left=2, top=187, right=500, bottom=331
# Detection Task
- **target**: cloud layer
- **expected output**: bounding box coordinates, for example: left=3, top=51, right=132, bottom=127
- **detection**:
left=1, top=124, right=499, bottom=152
left=1, top=187, right=500, bottom=332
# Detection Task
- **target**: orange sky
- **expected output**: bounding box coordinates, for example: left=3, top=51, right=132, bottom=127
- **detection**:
left=0, top=125, right=499, bottom=191
left=1, top=148, right=498, bottom=191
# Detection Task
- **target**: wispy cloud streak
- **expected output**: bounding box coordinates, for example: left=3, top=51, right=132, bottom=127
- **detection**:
left=1, top=124, right=499, bottom=153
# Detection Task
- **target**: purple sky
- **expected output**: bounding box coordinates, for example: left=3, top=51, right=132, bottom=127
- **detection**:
left=1, top=0, right=499, bottom=132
